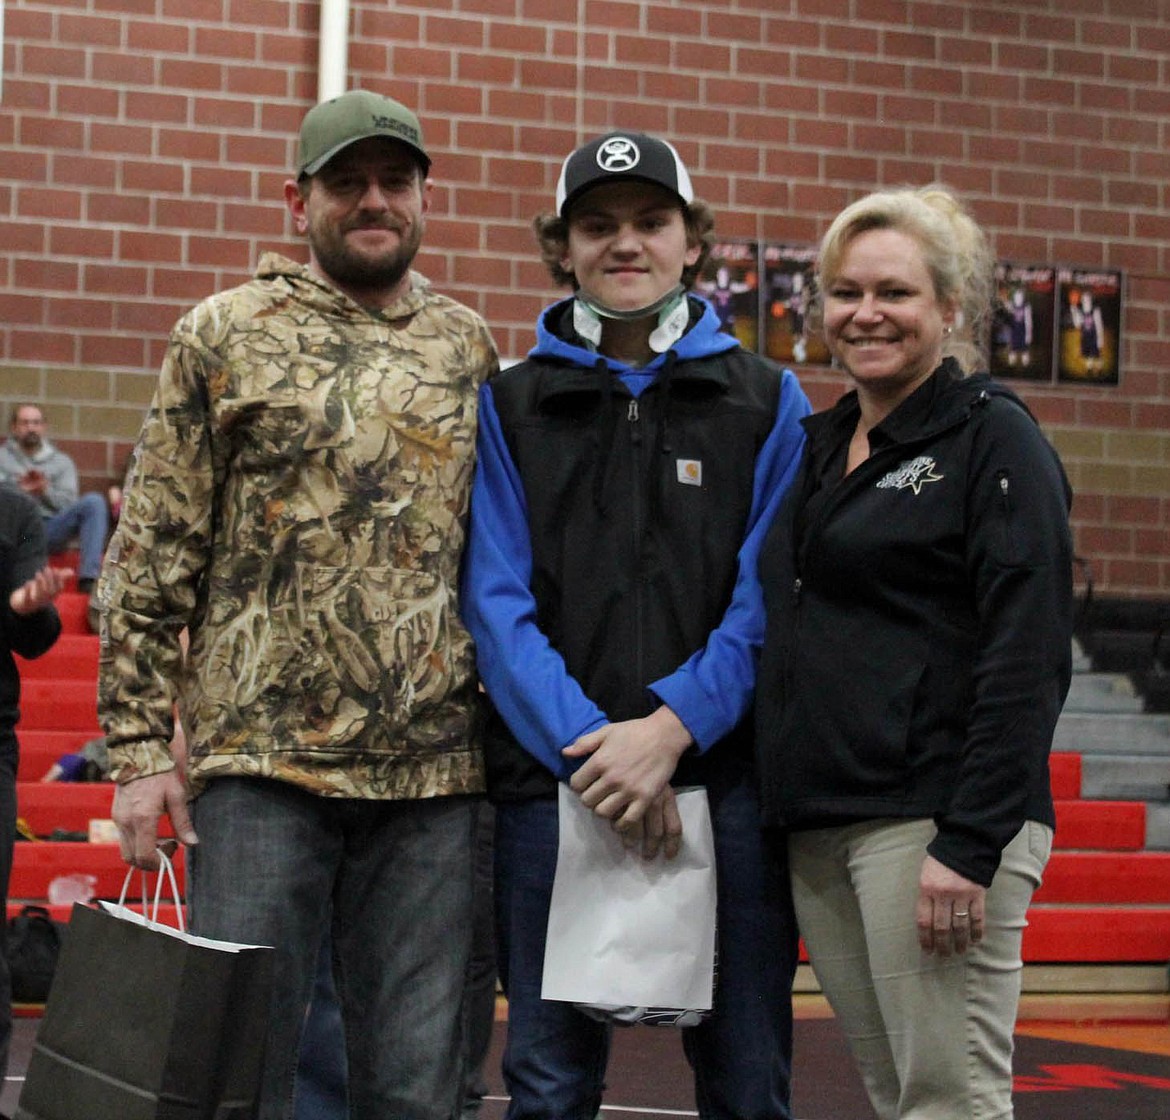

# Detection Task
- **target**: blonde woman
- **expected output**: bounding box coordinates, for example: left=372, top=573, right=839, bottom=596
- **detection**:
left=754, top=186, right=1074, bottom=1119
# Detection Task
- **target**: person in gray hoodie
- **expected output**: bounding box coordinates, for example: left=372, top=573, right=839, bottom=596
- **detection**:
left=0, top=403, right=109, bottom=593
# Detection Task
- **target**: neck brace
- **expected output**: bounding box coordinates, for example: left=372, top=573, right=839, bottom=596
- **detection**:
left=573, top=286, right=689, bottom=355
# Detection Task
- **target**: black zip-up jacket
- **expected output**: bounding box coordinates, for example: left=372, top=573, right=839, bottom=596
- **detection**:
left=1, top=487, right=62, bottom=750
left=754, top=362, right=1074, bottom=886
left=476, top=306, right=801, bottom=801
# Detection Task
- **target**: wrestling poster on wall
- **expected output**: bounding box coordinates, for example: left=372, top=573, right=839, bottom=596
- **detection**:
left=696, top=240, right=760, bottom=353
left=989, top=263, right=1057, bottom=383
left=762, top=243, right=832, bottom=367
left=1055, top=267, right=1123, bottom=385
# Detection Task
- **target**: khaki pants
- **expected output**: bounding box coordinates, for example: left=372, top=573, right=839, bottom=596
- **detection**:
left=789, top=817, right=1052, bottom=1120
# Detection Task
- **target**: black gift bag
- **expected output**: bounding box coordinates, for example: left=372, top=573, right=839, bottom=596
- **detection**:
left=16, top=862, right=274, bottom=1120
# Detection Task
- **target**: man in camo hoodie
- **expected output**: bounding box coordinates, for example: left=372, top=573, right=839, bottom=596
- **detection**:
left=97, top=90, right=498, bottom=1120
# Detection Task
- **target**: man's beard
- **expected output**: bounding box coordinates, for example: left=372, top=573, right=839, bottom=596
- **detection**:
left=18, top=433, right=41, bottom=453
left=308, top=218, right=423, bottom=297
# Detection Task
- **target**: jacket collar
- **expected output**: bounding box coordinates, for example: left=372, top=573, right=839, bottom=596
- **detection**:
left=803, top=360, right=1024, bottom=455
left=533, top=353, right=735, bottom=409
left=531, top=296, right=735, bottom=409
left=253, top=251, right=433, bottom=322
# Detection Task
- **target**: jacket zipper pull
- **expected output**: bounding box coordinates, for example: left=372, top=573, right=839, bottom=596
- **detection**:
left=792, top=577, right=802, bottom=604
left=627, top=398, right=642, bottom=448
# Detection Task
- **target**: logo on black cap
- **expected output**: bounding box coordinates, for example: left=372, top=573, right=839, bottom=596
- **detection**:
left=596, top=137, right=640, bottom=173
left=557, top=131, right=693, bottom=217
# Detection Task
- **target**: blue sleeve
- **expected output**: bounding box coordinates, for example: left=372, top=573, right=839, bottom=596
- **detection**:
left=460, top=384, right=608, bottom=781
left=649, top=368, right=811, bottom=750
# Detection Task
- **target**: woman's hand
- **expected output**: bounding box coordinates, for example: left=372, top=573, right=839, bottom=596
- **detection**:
left=916, top=854, right=986, bottom=956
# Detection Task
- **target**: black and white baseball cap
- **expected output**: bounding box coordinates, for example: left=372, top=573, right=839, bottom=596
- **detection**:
left=555, top=132, right=694, bottom=217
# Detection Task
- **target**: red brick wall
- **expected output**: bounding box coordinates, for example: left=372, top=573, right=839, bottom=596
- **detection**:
left=1, top=0, right=1167, bottom=596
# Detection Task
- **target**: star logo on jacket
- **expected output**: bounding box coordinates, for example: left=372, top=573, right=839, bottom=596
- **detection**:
left=875, top=456, right=944, bottom=495
left=676, top=459, right=702, bottom=487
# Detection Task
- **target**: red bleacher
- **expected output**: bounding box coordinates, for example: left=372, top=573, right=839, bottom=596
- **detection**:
left=12, top=578, right=185, bottom=979
left=11, top=569, right=1170, bottom=995
left=9, top=841, right=186, bottom=899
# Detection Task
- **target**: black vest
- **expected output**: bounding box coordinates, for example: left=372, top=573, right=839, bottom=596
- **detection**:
left=482, top=346, right=784, bottom=800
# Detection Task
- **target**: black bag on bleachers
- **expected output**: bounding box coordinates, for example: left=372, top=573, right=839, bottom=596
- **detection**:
left=6, top=904, right=66, bottom=1004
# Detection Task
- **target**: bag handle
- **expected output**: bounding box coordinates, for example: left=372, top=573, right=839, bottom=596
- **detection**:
left=116, top=849, right=186, bottom=932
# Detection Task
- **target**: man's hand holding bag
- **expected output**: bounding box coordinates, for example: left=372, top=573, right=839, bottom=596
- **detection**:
left=16, top=851, right=274, bottom=1120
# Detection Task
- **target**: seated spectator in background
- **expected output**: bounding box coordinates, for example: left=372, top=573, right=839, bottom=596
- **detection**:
left=0, top=404, right=109, bottom=594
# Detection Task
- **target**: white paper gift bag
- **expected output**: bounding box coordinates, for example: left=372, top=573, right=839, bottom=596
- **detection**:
left=541, top=784, right=717, bottom=1022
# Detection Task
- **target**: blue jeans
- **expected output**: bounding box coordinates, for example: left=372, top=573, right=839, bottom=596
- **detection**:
left=44, top=492, right=108, bottom=581
left=494, top=769, right=797, bottom=1120
left=462, top=799, right=498, bottom=1116
left=293, top=934, right=348, bottom=1120
left=188, top=778, right=476, bottom=1120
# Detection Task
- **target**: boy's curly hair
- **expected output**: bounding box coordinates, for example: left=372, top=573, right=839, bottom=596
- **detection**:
left=532, top=199, right=717, bottom=291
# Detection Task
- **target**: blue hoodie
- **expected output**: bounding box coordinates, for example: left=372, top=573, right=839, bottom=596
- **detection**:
left=461, top=294, right=810, bottom=781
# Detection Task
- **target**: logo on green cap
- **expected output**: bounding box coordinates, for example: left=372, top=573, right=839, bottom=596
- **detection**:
left=298, top=90, right=429, bottom=178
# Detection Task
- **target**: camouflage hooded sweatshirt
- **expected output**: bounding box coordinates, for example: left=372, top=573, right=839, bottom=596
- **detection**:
left=98, top=252, right=498, bottom=800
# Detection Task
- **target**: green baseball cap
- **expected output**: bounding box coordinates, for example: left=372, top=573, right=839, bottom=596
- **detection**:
left=297, top=89, right=430, bottom=178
